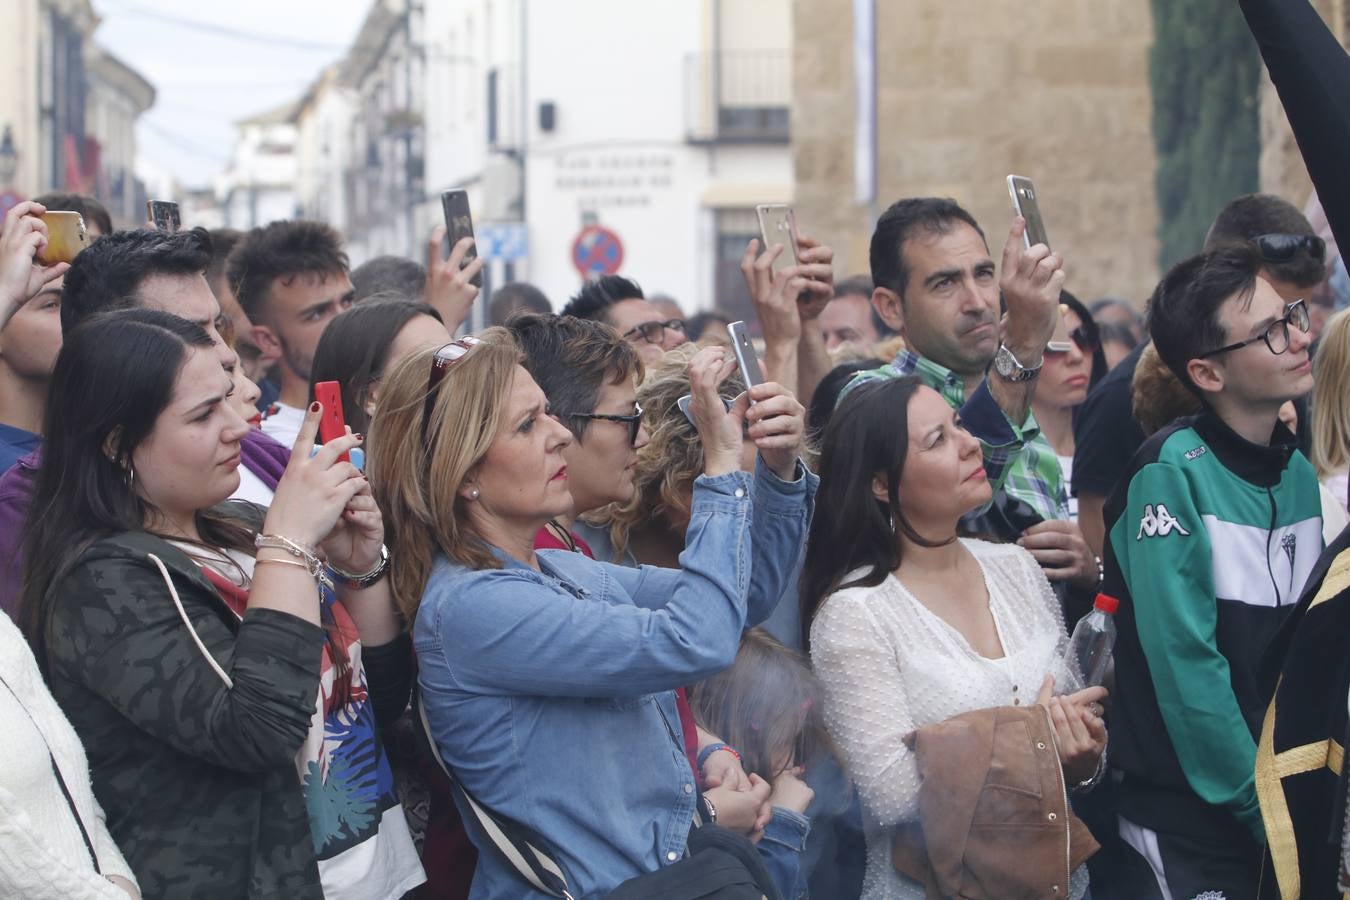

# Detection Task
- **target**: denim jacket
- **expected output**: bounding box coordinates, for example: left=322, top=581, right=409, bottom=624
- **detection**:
left=415, top=460, right=816, bottom=899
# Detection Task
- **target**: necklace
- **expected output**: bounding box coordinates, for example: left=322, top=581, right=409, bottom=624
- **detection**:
left=545, top=518, right=580, bottom=553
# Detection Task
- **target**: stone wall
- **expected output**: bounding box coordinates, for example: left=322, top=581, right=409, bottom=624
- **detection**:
left=794, top=0, right=1161, bottom=306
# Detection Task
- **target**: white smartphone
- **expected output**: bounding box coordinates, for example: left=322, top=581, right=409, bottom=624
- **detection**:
left=1007, top=175, right=1050, bottom=250
left=727, top=321, right=765, bottom=395
left=755, top=204, right=799, bottom=275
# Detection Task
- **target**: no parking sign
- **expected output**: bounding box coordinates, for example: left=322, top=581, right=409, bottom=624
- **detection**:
left=571, top=225, right=624, bottom=278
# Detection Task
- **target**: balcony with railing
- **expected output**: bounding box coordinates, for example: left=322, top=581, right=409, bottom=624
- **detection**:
left=684, top=50, right=790, bottom=145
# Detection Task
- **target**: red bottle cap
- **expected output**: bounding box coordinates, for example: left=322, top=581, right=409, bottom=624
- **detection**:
left=1094, top=593, right=1119, bottom=615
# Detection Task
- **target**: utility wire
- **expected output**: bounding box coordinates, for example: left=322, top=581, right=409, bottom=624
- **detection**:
left=98, top=1, right=350, bottom=52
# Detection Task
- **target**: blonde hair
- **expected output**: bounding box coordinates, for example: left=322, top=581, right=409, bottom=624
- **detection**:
left=588, top=344, right=744, bottom=559
left=367, top=327, right=523, bottom=621
left=1313, top=309, right=1350, bottom=478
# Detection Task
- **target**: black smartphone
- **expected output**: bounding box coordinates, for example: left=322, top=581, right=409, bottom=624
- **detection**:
left=146, top=200, right=181, bottom=234
left=440, top=189, right=483, bottom=288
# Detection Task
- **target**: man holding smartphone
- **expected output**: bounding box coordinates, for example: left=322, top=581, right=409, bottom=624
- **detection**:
left=846, top=197, right=1099, bottom=589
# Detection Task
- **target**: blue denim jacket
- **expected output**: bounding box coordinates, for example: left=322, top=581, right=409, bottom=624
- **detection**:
left=415, top=460, right=816, bottom=899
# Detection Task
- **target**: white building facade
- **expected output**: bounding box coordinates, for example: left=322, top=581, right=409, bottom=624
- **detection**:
left=217, top=102, right=299, bottom=230
left=310, top=0, right=792, bottom=316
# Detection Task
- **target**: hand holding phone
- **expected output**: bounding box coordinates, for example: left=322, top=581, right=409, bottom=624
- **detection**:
left=36, top=211, right=87, bottom=265
left=440, top=190, right=483, bottom=288
left=313, top=381, right=351, bottom=464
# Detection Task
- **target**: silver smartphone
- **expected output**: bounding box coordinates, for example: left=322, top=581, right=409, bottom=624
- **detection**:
left=755, top=204, right=799, bottom=275
left=676, top=393, right=732, bottom=427
left=727, top=321, right=765, bottom=394
left=1006, top=175, right=1049, bottom=250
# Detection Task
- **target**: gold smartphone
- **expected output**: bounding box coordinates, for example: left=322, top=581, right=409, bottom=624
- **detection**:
left=1007, top=175, right=1050, bottom=250
left=755, top=204, right=799, bottom=275
left=37, top=211, right=88, bottom=265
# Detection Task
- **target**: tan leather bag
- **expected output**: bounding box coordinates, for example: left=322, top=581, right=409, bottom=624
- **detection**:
left=891, top=705, right=1099, bottom=899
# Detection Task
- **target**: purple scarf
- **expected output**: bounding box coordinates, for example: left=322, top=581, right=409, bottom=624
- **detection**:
left=240, top=429, right=290, bottom=491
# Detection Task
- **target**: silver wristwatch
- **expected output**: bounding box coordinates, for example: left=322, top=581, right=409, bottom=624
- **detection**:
left=992, top=343, right=1043, bottom=383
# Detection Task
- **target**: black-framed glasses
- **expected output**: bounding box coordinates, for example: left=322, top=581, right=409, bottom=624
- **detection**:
left=1045, top=325, right=1100, bottom=356
left=622, top=319, right=685, bottom=344
left=1197, top=299, right=1310, bottom=359
left=1254, top=233, right=1326, bottom=263
left=557, top=402, right=645, bottom=446
left=421, top=336, right=483, bottom=446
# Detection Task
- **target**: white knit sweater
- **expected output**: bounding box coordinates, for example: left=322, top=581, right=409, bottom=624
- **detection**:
left=0, top=612, right=136, bottom=898
left=810, top=539, right=1089, bottom=900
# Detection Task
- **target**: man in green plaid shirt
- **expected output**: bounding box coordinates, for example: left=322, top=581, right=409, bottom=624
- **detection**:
left=846, top=197, right=1099, bottom=591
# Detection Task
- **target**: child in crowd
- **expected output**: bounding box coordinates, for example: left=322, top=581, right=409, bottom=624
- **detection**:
left=686, top=628, right=832, bottom=900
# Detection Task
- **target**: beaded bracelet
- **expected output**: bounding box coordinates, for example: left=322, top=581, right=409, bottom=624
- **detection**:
left=697, top=742, right=742, bottom=772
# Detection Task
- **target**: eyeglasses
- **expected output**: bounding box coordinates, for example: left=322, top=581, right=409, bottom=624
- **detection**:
left=1045, top=325, right=1100, bottom=356
left=622, top=319, right=685, bottom=344
left=421, top=336, right=483, bottom=446
left=557, top=402, right=645, bottom=446
left=1253, top=233, right=1326, bottom=263
left=1197, top=299, right=1311, bottom=359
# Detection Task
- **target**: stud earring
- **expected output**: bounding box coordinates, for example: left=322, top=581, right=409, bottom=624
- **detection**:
left=469, top=487, right=480, bottom=500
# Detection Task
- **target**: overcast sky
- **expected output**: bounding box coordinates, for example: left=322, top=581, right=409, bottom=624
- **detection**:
left=90, top=0, right=370, bottom=189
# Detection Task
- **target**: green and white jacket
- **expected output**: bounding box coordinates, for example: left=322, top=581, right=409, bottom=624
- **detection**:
left=1101, top=410, right=1322, bottom=844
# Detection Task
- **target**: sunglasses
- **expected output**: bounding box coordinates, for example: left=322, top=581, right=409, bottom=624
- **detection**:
left=1044, top=326, right=1100, bottom=356
left=622, top=319, right=685, bottom=344
left=1198, top=299, right=1310, bottom=359
left=1253, top=233, right=1326, bottom=263
left=557, top=402, right=645, bottom=446
left=421, top=336, right=484, bottom=447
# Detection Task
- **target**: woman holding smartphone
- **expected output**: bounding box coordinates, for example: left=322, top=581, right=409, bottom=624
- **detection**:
left=21, top=309, right=404, bottom=898
left=802, top=376, right=1107, bottom=900
left=368, top=331, right=815, bottom=898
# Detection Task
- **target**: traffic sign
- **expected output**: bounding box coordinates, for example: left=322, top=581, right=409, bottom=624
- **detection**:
left=476, top=223, right=528, bottom=261
left=571, top=225, right=624, bottom=278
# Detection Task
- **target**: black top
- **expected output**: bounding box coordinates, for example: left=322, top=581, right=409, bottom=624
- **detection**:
left=1071, top=341, right=1148, bottom=498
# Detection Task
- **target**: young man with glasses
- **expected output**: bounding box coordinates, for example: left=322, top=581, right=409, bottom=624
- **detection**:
left=1100, top=243, right=1323, bottom=900
left=560, top=275, right=687, bottom=366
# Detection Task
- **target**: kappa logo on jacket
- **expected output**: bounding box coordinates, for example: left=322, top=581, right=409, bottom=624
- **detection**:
left=1136, top=503, right=1191, bottom=540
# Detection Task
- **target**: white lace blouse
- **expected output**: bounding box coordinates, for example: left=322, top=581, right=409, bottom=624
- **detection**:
left=810, top=538, right=1089, bottom=900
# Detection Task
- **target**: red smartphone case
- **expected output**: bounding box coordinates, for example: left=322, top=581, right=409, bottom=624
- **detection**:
left=313, top=381, right=350, bottom=463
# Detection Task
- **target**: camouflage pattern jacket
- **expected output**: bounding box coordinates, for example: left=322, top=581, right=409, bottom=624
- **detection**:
left=41, top=530, right=326, bottom=899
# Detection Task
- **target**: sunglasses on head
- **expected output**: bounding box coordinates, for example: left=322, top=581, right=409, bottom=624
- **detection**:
left=421, top=336, right=484, bottom=447
left=1044, top=326, right=1100, bottom=356
left=1253, top=233, right=1326, bottom=263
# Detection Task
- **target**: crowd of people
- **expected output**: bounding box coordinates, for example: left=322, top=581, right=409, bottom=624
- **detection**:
left=4, top=0, right=1350, bottom=898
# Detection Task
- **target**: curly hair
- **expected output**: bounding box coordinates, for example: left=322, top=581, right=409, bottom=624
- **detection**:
left=226, top=220, right=349, bottom=323
left=1131, top=342, right=1201, bottom=436
left=586, top=343, right=745, bottom=559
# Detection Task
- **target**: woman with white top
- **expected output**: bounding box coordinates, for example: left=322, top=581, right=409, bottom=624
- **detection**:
left=800, top=375, right=1107, bottom=900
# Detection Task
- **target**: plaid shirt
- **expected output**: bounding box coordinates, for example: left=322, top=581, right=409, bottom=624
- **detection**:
left=843, top=349, right=1071, bottom=522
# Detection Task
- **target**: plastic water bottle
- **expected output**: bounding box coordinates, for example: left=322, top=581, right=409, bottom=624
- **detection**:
left=1064, top=593, right=1119, bottom=688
